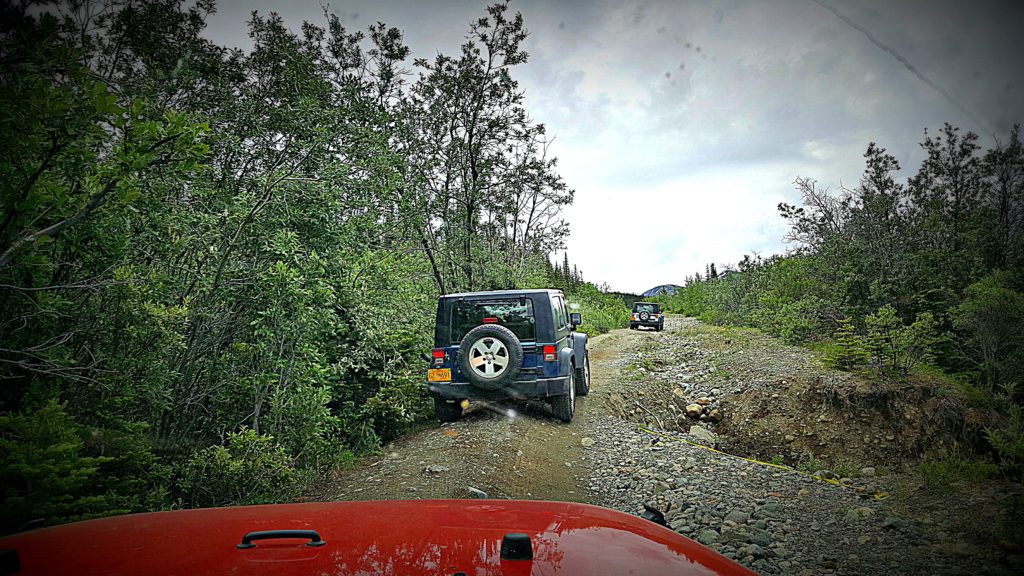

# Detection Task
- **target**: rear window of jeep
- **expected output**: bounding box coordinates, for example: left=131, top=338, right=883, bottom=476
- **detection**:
left=633, top=303, right=660, bottom=313
left=449, top=299, right=536, bottom=343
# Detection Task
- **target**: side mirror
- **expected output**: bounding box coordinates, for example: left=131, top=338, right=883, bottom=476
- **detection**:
left=570, top=312, right=581, bottom=327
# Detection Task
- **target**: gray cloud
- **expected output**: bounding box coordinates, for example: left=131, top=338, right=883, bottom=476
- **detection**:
left=207, top=0, right=1024, bottom=293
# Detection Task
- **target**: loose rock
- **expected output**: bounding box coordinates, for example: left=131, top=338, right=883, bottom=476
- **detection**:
left=688, top=425, right=718, bottom=445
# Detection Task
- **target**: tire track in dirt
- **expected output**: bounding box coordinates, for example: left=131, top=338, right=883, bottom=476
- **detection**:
left=319, top=329, right=637, bottom=502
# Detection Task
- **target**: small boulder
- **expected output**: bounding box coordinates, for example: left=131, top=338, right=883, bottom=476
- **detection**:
left=688, top=425, right=718, bottom=446
left=882, top=515, right=910, bottom=531
left=685, top=404, right=703, bottom=418
left=467, top=486, right=489, bottom=499
left=738, top=543, right=766, bottom=558
left=707, top=408, right=724, bottom=423
left=696, top=529, right=720, bottom=545
left=673, top=387, right=686, bottom=399
left=719, top=527, right=751, bottom=545
left=748, top=527, right=771, bottom=546
left=724, top=510, right=751, bottom=524
left=423, top=465, right=450, bottom=474
left=580, top=437, right=595, bottom=447
left=696, top=397, right=712, bottom=406
left=845, top=507, right=875, bottom=522
left=860, top=466, right=876, bottom=477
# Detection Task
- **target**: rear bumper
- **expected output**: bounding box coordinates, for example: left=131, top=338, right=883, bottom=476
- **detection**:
left=631, top=321, right=662, bottom=328
left=428, top=376, right=571, bottom=401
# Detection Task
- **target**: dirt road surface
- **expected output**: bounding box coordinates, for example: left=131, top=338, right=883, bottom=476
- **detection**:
left=321, top=328, right=633, bottom=502
left=317, top=317, right=1015, bottom=575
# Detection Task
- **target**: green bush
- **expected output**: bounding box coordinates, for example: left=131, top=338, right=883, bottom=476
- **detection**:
left=866, top=305, right=940, bottom=376
left=824, top=318, right=871, bottom=369
left=987, top=386, right=1024, bottom=484
left=915, top=457, right=1000, bottom=486
left=953, top=272, right=1024, bottom=390
left=0, top=400, right=162, bottom=533
left=176, top=429, right=296, bottom=508
left=567, top=283, right=629, bottom=335
left=749, top=297, right=824, bottom=344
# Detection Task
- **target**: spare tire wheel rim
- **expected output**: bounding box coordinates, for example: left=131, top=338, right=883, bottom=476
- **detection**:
left=468, top=337, right=510, bottom=379
left=640, top=312, right=649, bottom=321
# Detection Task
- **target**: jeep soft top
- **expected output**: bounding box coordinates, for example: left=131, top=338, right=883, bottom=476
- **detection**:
left=427, top=289, right=590, bottom=423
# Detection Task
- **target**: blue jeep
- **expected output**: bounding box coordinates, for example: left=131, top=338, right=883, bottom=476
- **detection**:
left=426, top=289, right=590, bottom=423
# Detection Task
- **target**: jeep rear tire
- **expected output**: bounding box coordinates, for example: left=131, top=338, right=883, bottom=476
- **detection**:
left=457, top=324, right=523, bottom=390
left=434, top=398, right=462, bottom=423
left=551, top=367, right=576, bottom=422
left=575, top=354, right=590, bottom=396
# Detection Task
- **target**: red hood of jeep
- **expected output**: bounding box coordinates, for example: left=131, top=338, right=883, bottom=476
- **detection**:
left=0, top=500, right=756, bottom=575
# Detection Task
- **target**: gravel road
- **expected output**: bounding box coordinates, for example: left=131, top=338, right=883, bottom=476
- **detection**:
left=318, top=316, right=1014, bottom=575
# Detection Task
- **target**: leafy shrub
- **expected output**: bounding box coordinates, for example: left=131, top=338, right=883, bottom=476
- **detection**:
left=0, top=400, right=162, bottom=532
left=567, top=283, right=629, bottom=334
left=866, top=305, right=940, bottom=376
left=953, top=272, right=1024, bottom=390
left=824, top=318, right=871, bottom=369
left=987, top=386, right=1024, bottom=484
left=176, top=429, right=295, bottom=508
left=749, top=297, right=824, bottom=344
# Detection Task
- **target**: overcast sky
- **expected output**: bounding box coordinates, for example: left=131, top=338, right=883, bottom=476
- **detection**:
left=206, top=0, right=1024, bottom=294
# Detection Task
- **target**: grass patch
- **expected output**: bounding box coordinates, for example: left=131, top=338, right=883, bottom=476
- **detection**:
left=796, top=455, right=824, bottom=474
left=682, top=322, right=758, bottom=343
left=916, top=458, right=1000, bottom=487
left=832, top=463, right=863, bottom=478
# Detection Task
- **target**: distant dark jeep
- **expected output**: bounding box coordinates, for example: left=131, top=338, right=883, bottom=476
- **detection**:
left=427, top=289, right=590, bottom=423
left=630, top=302, right=664, bottom=331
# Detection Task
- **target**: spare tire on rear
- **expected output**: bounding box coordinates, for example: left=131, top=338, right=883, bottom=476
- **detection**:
left=458, top=324, right=523, bottom=390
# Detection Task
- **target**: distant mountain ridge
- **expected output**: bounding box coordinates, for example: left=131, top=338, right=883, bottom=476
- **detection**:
left=641, top=284, right=681, bottom=298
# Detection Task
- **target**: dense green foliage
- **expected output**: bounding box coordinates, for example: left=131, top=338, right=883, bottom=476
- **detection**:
left=0, top=1, right=625, bottom=531
left=655, top=125, right=1024, bottom=474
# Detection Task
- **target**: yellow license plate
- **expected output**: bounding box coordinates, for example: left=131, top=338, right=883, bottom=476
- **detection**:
left=427, top=368, right=451, bottom=382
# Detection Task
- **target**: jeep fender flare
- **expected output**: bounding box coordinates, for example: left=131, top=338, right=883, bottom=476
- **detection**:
left=558, top=345, right=575, bottom=377
left=571, top=332, right=588, bottom=367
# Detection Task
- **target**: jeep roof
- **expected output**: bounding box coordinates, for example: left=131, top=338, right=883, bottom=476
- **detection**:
left=442, top=288, right=564, bottom=299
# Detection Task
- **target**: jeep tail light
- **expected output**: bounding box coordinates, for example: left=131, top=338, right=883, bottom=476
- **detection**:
left=543, top=345, right=556, bottom=361
left=432, top=349, right=444, bottom=359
